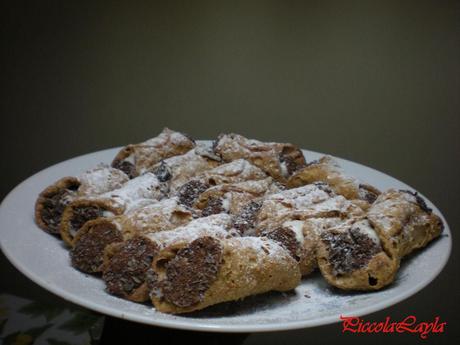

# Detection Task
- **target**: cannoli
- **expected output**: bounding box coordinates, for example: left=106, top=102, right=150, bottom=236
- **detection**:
left=150, top=143, right=221, bottom=194
left=243, top=184, right=365, bottom=275
left=366, top=189, right=443, bottom=259
left=198, top=158, right=267, bottom=186
left=70, top=197, right=193, bottom=273
left=175, top=159, right=267, bottom=208
left=194, top=177, right=284, bottom=216
left=213, top=133, right=306, bottom=181
left=101, top=214, right=235, bottom=301
left=316, top=217, right=399, bottom=290
left=297, top=217, right=349, bottom=273
left=287, top=156, right=381, bottom=208
left=230, top=184, right=333, bottom=236
left=258, top=221, right=316, bottom=276
left=60, top=172, right=164, bottom=246
left=35, top=166, right=129, bottom=234
left=111, top=128, right=196, bottom=178
left=148, top=236, right=301, bottom=313
left=252, top=183, right=365, bottom=234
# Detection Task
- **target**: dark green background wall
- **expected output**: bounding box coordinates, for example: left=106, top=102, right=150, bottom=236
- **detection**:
left=1, top=1, right=459, bottom=344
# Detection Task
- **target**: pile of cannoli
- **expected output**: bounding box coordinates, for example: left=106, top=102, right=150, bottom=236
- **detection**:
left=34, top=128, right=444, bottom=314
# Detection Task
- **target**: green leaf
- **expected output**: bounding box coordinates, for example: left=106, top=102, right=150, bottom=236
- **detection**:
left=18, top=302, right=64, bottom=322
left=57, top=312, right=100, bottom=336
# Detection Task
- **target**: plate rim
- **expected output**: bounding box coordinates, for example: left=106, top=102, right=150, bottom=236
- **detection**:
left=0, top=145, right=452, bottom=333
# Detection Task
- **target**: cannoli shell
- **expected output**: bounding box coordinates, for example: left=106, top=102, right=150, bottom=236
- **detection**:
left=214, top=133, right=306, bottom=182
left=70, top=198, right=193, bottom=273
left=61, top=173, right=164, bottom=246
left=195, top=177, right=283, bottom=215
left=316, top=218, right=399, bottom=290
left=149, top=236, right=301, bottom=314
left=199, top=159, right=267, bottom=186
left=152, top=145, right=221, bottom=193
left=35, top=177, right=80, bottom=234
left=287, top=156, right=380, bottom=206
left=111, top=128, right=195, bottom=178
left=35, top=166, right=128, bottom=234
left=101, top=214, right=234, bottom=301
left=367, top=189, right=443, bottom=259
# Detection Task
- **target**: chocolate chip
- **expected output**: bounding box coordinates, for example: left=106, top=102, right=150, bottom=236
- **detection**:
left=158, top=237, right=223, bottom=308
left=279, top=146, right=306, bottom=176
left=152, top=161, right=172, bottom=182
left=321, top=225, right=381, bottom=276
left=359, top=184, right=379, bottom=204
left=260, top=227, right=300, bottom=261
left=41, top=185, right=79, bottom=233
left=69, top=206, right=104, bottom=236
left=314, top=182, right=334, bottom=195
left=103, top=237, right=159, bottom=297
left=67, top=183, right=80, bottom=192
left=368, top=275, right=378, bottom=286
left=201, top=197, right=225, bottom=217
left=232, top=201, right=262, bottom=235
left=70, top=222, right=123, bottom=273
left=177, top=180, right=209, bottom=207
left=112, top=160, right=136, bottom=179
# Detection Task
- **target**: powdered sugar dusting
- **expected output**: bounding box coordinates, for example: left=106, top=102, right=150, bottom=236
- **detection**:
left=100, top=173, right=164, bottom=211
left=202, top=159, right=267, bottom=183
left=199, top=177, right=282, bottom=215
left=129, top=128, right=196, bottom=175
left=282, top=220, right=305, bottom=243
left=217, top=134, right=280, bottom=155
left=141, top=128, right=183, bottom=147
left=302, top=195, right=362, bottom=216
left=367, top=189, right=418, bottom=234
left=145, top=214, right=234, bottom=248
left=318, top=155, right=360, bottom=188
left=120, top=197, right=192, bottom=233
left=158, top=146, right=218, bottom=192
left=225, top=236, right=294, bottom=265
left=352, top=219, right=381, bottom=244
left=78, top=165, right=129, bottom=196
left=206, top=177, right=281, bottom=197
left=266, top=185, right=332, bottom=210
left=214, top=134, right=289, bottom=179
left=303, top=217, right=345, bottom=237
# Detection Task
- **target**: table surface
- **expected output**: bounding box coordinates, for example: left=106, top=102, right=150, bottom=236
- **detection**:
left=2, top=1, right=459, bottom=344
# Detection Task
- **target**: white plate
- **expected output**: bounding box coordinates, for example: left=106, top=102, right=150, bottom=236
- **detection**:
left=0, top=144, right=451, bottom=332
